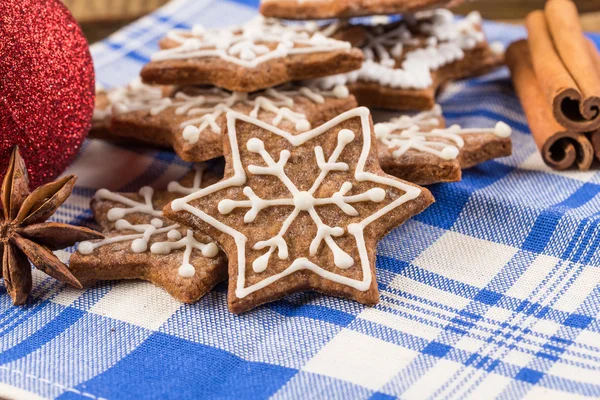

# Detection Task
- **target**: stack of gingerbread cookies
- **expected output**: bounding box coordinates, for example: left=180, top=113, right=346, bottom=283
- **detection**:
left=91, top=17, right=364, bottom=163
left=75, top=0, right=513, bottom=313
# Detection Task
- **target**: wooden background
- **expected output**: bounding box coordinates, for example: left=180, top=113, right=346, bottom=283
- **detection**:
left=454, top=0, right=600, bottom=30
left=61, top=0, right=600, bottom=43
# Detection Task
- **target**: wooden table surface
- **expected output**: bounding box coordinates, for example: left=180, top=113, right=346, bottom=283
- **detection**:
left=455, top=0, right=600, bottom=32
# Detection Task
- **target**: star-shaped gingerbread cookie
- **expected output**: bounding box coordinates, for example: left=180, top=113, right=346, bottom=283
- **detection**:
left=140, top=17, right=364, bottom=93
left=164, top=108, right=434, bottom=313
left=312, top=10, right=504, bottom=111
left=68, top=164, right=228, bottom=303
left=260, top=0, right=465, bottom=20
left=375, top=105, right=513, bottom=185
left=93, top=79, right=357, bottom=162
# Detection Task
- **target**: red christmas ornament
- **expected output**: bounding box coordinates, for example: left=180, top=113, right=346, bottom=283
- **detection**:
left=0, top=0, right=94, bottom=188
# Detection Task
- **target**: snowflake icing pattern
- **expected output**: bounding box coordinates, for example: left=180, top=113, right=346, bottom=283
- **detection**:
left=218, top=127, right=386, bottom=273
left=171, top=108, right=423, bottom=298
left=78, top=165, right=218, bottom=278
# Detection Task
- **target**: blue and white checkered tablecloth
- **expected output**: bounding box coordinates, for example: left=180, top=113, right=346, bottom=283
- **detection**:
left=1, top=0, right=600, bottom=399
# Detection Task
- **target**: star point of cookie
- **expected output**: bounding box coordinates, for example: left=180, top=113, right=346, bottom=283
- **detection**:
left=260, top=0, right=466, bottom=20
left=140, top=17, right=364, bottom=93
left=95, top=79, right=357, bottom=162
left=164, top=107, right=434, bottom=313
left=68, top=165, right=227, bottom=303
left=375, top=105, right=513, bottom=184
left=311, top=10, right=504, bottom=111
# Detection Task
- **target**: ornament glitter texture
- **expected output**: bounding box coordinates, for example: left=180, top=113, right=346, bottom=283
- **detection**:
left=0, top=0, right=95, bottom=188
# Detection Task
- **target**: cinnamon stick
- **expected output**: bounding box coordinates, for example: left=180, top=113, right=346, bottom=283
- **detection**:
left=589, top=43, right=600, bottom=161
left=589, top=39, right=600, bottom=75
left=526, top=0, right=600, bottom=132
left=506, top=40, right=594, bottom=171
left=589, top=129, right=600, bottom=162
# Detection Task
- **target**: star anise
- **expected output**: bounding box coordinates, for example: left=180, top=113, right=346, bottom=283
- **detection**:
left=0, top=147, right=104, bottom=305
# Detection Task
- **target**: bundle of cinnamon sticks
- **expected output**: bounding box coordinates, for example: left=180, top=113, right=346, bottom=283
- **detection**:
left=506, top=0, right=600, bottom=170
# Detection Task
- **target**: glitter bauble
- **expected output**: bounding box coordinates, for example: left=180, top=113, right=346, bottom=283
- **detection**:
left=0, top=0, right=95, bottom=188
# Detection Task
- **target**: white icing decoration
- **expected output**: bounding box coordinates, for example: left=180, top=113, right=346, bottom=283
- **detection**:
left=494, top=121, right=512, bottom=138
left=96, top=186, right=162, bottom=221
left=93, top=84, right=112, bottom=123
left=93, top=79, right=165, bottom=124
left=105, top=79, right=349, bottom=144
left=167, top=163, right=207, bottom=195
left=151, top=230, right=219, bottom=278
left=219, top=129, right=386, bottom=272
left=152, top=16, right=351, bottom=68
left=170, top=108, right=422, bottom=299
left=371, top=15, right=393, bottom=26
left=313, top=10, right=487, bottom=90
left=490, top=41, right=506, bottom=55
left=92, top=106, right=111, bottom=124
left=77, top=165, right=218, bottom=277
left=374, top=105, right=512, bottom=159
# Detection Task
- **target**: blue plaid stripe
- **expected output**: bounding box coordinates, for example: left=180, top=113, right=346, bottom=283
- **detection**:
left=1, top=0, right=600, bottom=398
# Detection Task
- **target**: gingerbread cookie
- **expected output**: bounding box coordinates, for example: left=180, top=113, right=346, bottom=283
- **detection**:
left=100, top=79, right=357, bottom=162
left=260, top=0, right=465, bottom=20
left=91, top=84, right=111, bottom=138
left=375, top=105, right=512, bottom=185
left=311, top=10, right=504, bottom=111
left=140, top=17, right=364, bottom=93
left=164, top=108, right=434, bottom=313
left=90, top=81, right=172, bottom=144
left=69, top=164, right=228, bottom=303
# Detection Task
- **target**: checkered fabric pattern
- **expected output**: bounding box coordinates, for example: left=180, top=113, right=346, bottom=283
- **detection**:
left=1, top=0, right=599, bottom=398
